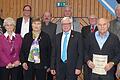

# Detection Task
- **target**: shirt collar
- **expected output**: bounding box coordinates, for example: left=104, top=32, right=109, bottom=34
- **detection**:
left=63, top=30, right=71, bottom=35
left=4, top=32, right=16, bottom=38
left=95, top=31, right=109, bottom=38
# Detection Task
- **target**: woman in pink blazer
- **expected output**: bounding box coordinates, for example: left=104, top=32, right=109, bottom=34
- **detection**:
left=0, top=17, right=22, bottom=80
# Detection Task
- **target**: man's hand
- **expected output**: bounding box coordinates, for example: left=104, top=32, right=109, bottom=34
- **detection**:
left=104, top=62, right=114, bottom=71
left=75, top=69, right=81, bottom=75
left=87, top=60, right=95, bottom=69
left=50, top=69, right=56, bottom=75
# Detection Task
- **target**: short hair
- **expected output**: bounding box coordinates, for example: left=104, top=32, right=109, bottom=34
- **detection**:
left=115, top=4, right=120, bottom=11
left=3, top=17, right=16, bottom=27
left=89, top=15, right=97, bottom=19
left=23, top=4, right=32, bottom=11
left=61, top=17, right=72, bottom=23
left=32, top=17, right=41, bottom=23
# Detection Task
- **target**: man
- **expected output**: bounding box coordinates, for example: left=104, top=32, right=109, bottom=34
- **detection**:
left=41, top=11, right=57, bottom=80
left=109, top=4, right=120, bottom=79
left=81, top=15, right=98, bottom=80
left=85, top=18, right=120, bottom=80
left=15, top=5, right=32, bottom=38
left=56, top=6, right=81, bottom=34
left=50, top=17, right=83, bottom=80
left=81, top=15, right=98, bottom=39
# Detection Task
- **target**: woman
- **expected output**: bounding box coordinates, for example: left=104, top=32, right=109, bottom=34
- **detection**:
left=20, top=17, right=51, bottom=80
left=0, top=17, right=22, bottom=80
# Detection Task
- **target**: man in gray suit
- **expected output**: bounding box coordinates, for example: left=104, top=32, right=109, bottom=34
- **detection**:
left=56, top=6, right=81, bottom=34
left=109, top=4, right=120, bottom=79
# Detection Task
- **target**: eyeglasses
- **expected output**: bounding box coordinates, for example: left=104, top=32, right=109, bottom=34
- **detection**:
left=62, top=23, right=71, bottom=25
left=23, top=9, right=31, bottom=11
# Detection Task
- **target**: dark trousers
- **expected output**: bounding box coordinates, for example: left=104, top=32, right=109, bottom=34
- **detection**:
left=47, top=71, right=53, bottom=80
left=23, top=62, right=46, bottom=80
left=0, top=66, right=22, bottom=80
left=83, top=64, right=91, bottom=80
left=90, top=73, right=114, bottom=80
left=56, top=61, right=77, bottom=80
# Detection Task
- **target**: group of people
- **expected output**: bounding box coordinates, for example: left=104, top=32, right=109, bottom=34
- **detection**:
left=0, top=3, right=120, bottom=80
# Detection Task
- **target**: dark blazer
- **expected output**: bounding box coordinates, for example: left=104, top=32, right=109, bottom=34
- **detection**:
left=41, top=22, right=57, bottom=47
left=51, top=30, right=83, bottom=75
left=20, top=31, right=52, bottom=68
left=15, top=17, right=32, bottom=34
left=85, top=32, right=120, bottom=75
left=81, top=25, right=98, bottom=39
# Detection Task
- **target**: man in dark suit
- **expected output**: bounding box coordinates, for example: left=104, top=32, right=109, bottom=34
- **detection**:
left=41, top=11, right=57, bottom=80
left=81, top=15, right=98, bottom=80
left=50, top=17, right=83, bottom=80
left=15, top=5, right=32, bottom=38
left=85, top=18, right=120, bottom=80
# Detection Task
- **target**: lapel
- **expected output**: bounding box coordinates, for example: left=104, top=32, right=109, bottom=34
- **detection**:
left=94, top=32, right=111, bottom=51
left=67, top=31, right=74, bottom=52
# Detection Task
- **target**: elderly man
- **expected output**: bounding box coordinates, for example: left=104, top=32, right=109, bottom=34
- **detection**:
left=109, top=4, right=120, bottom=79
left=41, top=11, right=57, bottom=80
left=50, top=17, right=83, bottom=80
left=85, top=18, right=120, bottom=80
left=56, top=6, right=81, bottom=34
left=81, top=15, right=98, bottom=80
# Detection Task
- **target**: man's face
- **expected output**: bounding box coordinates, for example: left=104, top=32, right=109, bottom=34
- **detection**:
left=89, top=18, right=97, bottom=25
left=97, top=18, right=109, bottom=35
left=23, top=6, right=31, bottom=17
left=61, top=18, right=71, bottom=32
left=116, top=7, right=120, bottom=18
left=43, top=12, right=51, bottom=22
left=64, top=7, right=72, bottom=17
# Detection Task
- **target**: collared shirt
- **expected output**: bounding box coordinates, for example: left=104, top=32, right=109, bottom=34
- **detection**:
left=4, top=32, right=16, bottom=40
left=95, top=31, right=109, bottom=49
left=70, top=17, right=73, bottom=30
left=90, top=25, right=96, bottom=30
left=21, top=18, right=30, bottom=37
left=61, top=30, right=71, bottom=57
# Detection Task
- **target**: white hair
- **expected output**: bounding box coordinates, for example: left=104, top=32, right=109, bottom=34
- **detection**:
left=61, top=17, right=72, bottom=23
left=3, top=17, right=16, bottom=27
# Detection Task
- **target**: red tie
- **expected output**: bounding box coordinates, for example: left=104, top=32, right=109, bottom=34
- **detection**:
left=91, top=25, right=94, bottom=32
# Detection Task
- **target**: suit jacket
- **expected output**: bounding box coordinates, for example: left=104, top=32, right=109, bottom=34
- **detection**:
left=85, top=32, right=120, bottom=75
left=56, top=17, right=81, bottom=34
left=51, top=30, right=83, bottom=74
left=109, top=18, right=120, bottom=40
left=15, top=17, right=32, bottom=34
left=81, top=25, right=98, bottom=39
left=41, top=22, right=57, bottom=47
left=20, top=31, right=52, bottom=68
left=0, top=34, right=22, bottom=67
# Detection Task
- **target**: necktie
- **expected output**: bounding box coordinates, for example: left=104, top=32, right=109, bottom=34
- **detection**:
left=61, top=32, right=69, bottom=62
left=91, top=25, right=95, bottom=32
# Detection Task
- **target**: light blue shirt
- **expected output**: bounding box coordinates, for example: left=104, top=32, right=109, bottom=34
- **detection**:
left=95, top=31, right=109, bottom=50
left=61, top=30, right=71, bottom=60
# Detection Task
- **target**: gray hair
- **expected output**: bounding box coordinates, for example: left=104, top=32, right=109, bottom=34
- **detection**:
left=3, top=17, right=16, bottom=27
left=115, top=4, right=120, bottom=11
left=61, top=17, right=72, bottom=23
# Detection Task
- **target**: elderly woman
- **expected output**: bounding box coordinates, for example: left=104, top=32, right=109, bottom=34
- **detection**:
left=0, top=17, right=22, bottom=80
left=20, top=17, right=51, bottom=80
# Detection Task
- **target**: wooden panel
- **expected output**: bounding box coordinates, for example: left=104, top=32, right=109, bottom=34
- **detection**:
left=0, top=0, right=115, bottom=24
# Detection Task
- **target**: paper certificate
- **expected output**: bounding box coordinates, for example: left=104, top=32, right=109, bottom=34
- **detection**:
left=92, top=54, right=108, bottom=75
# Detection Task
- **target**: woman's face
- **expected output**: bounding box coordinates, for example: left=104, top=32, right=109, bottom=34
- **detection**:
left=32, top=21, right=41, bottom=32
left=5, top=23, right=15, bottom=33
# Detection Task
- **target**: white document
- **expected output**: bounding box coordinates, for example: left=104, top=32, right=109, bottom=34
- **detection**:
left=92, top=54, right=108, bottom=75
